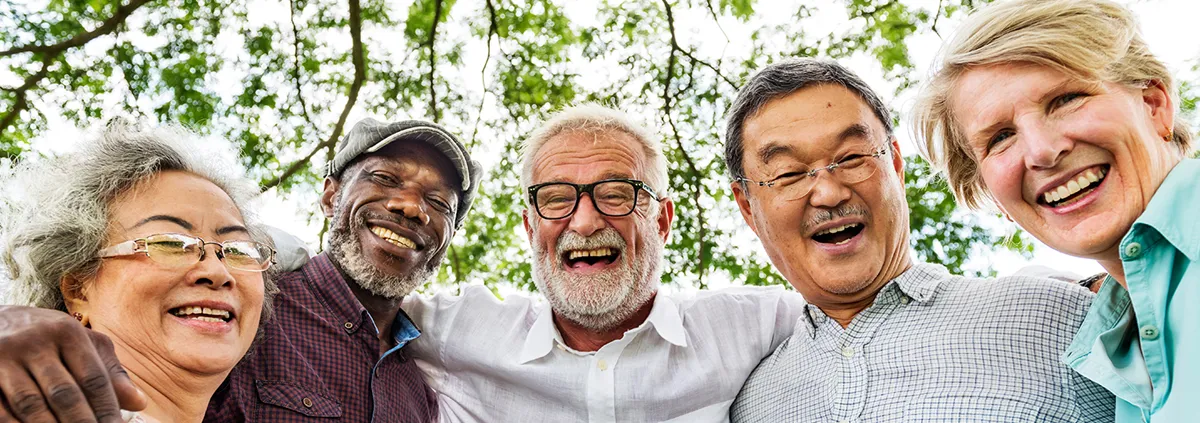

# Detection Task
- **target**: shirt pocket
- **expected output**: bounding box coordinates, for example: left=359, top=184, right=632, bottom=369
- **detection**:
left=902, top=393, right=1039, bottom=422
left=254, top=380, right=343, bottom=418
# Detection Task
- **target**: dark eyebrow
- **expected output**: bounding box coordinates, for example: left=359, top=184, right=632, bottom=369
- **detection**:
left=216, top=225, right=250, bottom=236
left=837, top=123, right=873, bottom=143
left=756, top=143, right=796, bottom=166
left=133, top=215, right=193, bottom=231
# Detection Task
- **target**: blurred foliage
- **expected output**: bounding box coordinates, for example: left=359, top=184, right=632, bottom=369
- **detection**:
left=4, top=0, right=1102, bottom=292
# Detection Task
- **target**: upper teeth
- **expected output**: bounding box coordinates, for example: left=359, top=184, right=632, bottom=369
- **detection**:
left=172, top=306, right=231, bottom=320
left=371, top=226, right=416, bottom=249
left=815, top=224, right=858, bottom=237
left=1044, top=168, right=1106, bottom=204
left=568, top=248, right=615, bottom=260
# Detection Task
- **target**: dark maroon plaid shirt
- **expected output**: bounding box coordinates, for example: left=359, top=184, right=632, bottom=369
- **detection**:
left=204, top=253, right=438, bottom=422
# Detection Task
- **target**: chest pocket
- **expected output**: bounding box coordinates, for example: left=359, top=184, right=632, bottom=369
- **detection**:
left=255, top=380, right=343, bottom=418
left=902, top=394, right=1039, bottom=422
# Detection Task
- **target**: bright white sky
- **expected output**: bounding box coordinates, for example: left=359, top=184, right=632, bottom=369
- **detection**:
left=16, top=0, right=1200, bottom=290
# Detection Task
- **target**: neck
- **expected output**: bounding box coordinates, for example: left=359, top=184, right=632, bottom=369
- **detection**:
left=114, top=345, right=226, bottom=423
left=555, top=293, right=656, bottom=352
left=823, top=252, right=914, bottom=328
left=347, top=280, right=405, bottom=353
left=1097, top=255, right=1127, bottom=288
left=328, top=256, right=406, bottom=353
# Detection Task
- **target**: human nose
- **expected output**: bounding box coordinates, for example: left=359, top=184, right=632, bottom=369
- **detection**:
left=194, top=243, right=235, bottom=289
left=566, top=193, right=605, bottom=236
left=384, top=189, right=431, bottom=226
left=806, top=171, right=852, bottom=209
left=1018, top=119, right=1073, bottom=170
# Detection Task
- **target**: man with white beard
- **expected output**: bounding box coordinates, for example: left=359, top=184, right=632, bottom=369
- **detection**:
left=401, top=104, right=807, bottom=422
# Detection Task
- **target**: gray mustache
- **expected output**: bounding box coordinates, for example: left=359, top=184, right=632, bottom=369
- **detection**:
left=555, top=228, right=626, bottom=256
left=804, top=205, right=868, bottom=232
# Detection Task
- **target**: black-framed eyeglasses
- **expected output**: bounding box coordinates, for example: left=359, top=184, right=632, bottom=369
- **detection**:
left=98, top=233, right=276, bottom=272
left=734, top=146, right=890, bottom=201
left=527, top=178, right=661, bottom=220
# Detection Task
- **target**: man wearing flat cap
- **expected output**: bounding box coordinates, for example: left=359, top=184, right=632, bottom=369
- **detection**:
left=204, top=118, right=482, bottom=422
left=0, top=118, right=482, bottom=423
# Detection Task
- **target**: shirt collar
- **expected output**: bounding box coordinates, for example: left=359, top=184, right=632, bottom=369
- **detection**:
left=1130, top=158, right=1200, bottom=261
left=888, top=262, right=947, bottom=304
left=516, top=291, right=686, bottom=364
left=301, top=253, right=422, bottom=345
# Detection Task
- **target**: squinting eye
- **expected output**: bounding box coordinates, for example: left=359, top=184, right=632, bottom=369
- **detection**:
left=988, top=130, right=1014, bottom=151
left=1050, top=92, right=1086, bottom=110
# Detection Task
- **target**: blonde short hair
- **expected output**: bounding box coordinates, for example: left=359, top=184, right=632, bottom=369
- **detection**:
left=913, top=0, right=1192, bottom=209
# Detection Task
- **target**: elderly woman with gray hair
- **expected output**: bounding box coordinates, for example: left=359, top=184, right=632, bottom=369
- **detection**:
left=915, top=0, right=1197, bottom=421
left=0, top=125, right=276, bottom=423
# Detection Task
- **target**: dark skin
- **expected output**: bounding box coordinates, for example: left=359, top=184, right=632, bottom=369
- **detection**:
left=0, top=139, right=461, bottom=420
left=319, top=140, right=460, bottom=355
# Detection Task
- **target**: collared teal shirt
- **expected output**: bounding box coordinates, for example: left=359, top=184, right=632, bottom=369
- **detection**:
left=1063, top=158, right=1200, bottom=422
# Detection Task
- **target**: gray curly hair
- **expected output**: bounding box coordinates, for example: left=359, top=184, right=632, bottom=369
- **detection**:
left=1, top=123, right=277, bottom=322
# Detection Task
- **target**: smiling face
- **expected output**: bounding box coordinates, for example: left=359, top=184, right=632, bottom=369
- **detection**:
left=66, top=170, right=265, bottom=377
left=522, top=130, right=674, bottom=331
left=732, top=84, right=911, bottom=309
left=951, top=63, right=1181, bottom=264
left=321, top=140, right=460, bottom=299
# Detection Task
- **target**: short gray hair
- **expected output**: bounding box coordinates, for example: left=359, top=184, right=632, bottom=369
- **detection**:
left=520, top=104, right=669, bottom=200
left=1, top=123, right=276, bottom=321
left=724, top=58, right=894, bottom=181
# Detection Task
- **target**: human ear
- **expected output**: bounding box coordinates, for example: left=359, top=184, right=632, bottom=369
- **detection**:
left=320, top=178, right=340, bottom=218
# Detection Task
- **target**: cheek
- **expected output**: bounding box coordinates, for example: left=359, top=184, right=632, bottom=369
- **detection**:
left=89, top=264, right=171, bottom=321
left=979, top=157, right=1025, bottom=208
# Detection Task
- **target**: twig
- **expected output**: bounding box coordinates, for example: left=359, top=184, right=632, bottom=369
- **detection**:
left=931, top=0, right=945, bottom=38
left=427, top=0, right=445, bottom=121
left=660, top=0, right=709, bottom=285
left=288, top=0, right=316, bottom=129
left=0, top=0, right=155, bottom=58
left=470, top=0, right=500, bottom=147
left=660, top=0, right=737, bottom=89
left=261, top=0, right=366, bottom=191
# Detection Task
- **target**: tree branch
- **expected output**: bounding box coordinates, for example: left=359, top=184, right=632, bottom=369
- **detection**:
left=660, top=0, right=737, bottom=90
left=470, top=0, right=500, bottom=146
left=931, top=0, right=945, bottom=37
left=427, top=0, right=445, bottom=121
left=660, top=0, right=708, bottom=286
left=0, top=0, right=154, bottom=58
left=261, top=0, right=366, bottom=191
left=288, top=0, right=316, bottom=130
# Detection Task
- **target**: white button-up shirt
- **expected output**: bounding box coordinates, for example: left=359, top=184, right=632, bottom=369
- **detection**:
left=402, top=284, right=806, bottom=422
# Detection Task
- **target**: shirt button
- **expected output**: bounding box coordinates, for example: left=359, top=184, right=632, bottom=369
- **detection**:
left=1140, top=325, right=1159, bottom=340
left=343, top=322, right=354, bottom=331
left=900, top=296, right=911, bottom=305
left=598, top=359, right=609, bottom=371
left=841, top=347, right=855, bottom=358
left=1124, top=242, right=1143, bottom=259
left=302, top=397, right=313, bottom=408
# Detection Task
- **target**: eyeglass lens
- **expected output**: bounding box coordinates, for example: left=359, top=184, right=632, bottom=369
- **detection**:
left=143, top=234, right=272, bottom=271
left=535, top=181, right=639, bottom=219
left=777, top=155, right=881, bottom=200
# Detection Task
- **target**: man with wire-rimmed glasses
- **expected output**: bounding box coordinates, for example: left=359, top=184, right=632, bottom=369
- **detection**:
left=724, top=58, right=1113, bottom=422
left=401, top=104, right=809, bottom=422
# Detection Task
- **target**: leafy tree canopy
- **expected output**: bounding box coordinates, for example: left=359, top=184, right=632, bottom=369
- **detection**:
left=3, top=0, right=1195, bottom=291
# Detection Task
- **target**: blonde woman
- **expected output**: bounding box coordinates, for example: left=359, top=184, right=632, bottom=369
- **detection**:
left=915, top=0, right=1196, bottom=421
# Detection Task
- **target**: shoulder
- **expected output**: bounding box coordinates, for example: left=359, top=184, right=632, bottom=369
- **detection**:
left=936, top=271, right=1094, bottom=320
left=672, top=285, right=804, bottom=315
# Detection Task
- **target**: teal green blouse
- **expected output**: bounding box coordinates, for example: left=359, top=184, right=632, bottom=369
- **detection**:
left=1063, top=158, right=1200, bottom=422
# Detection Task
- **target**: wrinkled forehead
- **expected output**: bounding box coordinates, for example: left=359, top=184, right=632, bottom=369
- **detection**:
left=531, top=130, right=649, bottom=184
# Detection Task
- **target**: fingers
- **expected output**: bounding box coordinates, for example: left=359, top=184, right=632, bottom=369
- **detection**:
left=0, top=392, right=21, bottom=423
left=88, top=330, right=146, bottom=416
left=0, top=367, right=55, bottom=423
left=27, top=358, right=98, bottom=423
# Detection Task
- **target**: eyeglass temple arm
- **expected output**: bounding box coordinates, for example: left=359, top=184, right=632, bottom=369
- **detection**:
left=97, top=240, right=143, bottom=258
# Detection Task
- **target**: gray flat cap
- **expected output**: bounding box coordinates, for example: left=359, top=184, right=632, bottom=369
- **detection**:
left=326, top=118, right=482, bottom=230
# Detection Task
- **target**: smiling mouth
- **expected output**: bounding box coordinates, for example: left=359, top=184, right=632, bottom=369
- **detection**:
left=370, top=226, right=418, bottom=250
left=169, top=306, right=233, bottom=323
left=1042, top=165, right=1108, bottom=208
left=562, top=247, right=620, bottom=268
left=812, top=223, right=864, bottom=245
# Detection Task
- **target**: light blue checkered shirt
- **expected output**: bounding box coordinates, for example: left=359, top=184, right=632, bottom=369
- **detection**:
left=731, top=263, right=1114, bottom=422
